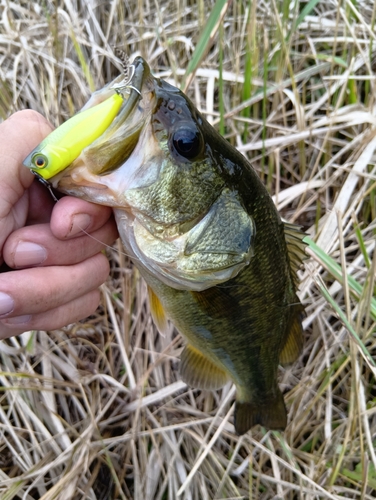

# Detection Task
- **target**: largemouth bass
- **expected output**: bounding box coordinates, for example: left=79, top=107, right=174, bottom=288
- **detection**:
left=24, top=57, right=306, bottom=434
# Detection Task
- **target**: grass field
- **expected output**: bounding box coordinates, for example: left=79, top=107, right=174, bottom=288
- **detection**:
left=0, top=0, right=376, bottom=498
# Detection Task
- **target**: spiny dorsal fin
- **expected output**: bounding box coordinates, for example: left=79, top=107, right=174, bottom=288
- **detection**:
left=180, top=344, right=229, bottom=391
left=284, top=222, right=308, bottom=285
left=147, top=285, right=169, bottom=336
left=279, top=304, right=304, bottom=366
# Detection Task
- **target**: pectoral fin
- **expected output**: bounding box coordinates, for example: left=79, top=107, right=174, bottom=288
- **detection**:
left=180, top=344, right=229, bottom=390
left=147, top=286, right=169, bottom=336
left=191, top=287, right=239, bottom=320
left=234, top=389, right=287, bottom=435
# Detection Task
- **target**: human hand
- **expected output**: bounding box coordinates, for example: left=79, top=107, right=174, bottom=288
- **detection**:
left=0, top=110, right=118, bottom=339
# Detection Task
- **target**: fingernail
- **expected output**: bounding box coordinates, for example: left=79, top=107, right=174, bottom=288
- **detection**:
left=3, top=314, right=32, bottom=325
left=14, top=241, right=47, bottom=267
left=69, top=214, right=92, bottom=237
left=0, top=292, right=15, bottom=316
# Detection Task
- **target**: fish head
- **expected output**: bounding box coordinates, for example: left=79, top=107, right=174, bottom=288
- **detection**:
left=52, top=57, right=256, bottom=291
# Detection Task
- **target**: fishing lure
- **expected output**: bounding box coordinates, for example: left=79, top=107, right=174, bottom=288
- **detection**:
left=23, top=50, right=138, bottom=181
left=23, top=93, right=125, bottom=180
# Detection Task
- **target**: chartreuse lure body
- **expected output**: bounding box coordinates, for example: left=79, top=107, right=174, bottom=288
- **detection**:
left=23, top=92, right=124, bottom=179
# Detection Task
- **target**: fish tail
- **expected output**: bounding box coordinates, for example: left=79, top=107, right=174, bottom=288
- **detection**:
left=234, top=390, right=287, bottom=435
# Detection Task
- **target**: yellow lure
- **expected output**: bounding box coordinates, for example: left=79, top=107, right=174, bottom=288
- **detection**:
left=23, top=92, right=124, bottom=179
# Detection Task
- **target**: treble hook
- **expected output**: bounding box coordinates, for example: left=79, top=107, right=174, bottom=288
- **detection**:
left=32, top=171, right=58, bottom=202
left=112, top=49, right=143, bottom=98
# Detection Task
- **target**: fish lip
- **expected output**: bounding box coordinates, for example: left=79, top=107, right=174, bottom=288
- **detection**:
left=111, top=56, right=149, bottom=97
left=51, top=58, right=158, bottom=203
left=109, top=56, right=151, bottom=125
left=53, top=57, right=156, bottom=183
left=23, top=57, right=153, bottom=178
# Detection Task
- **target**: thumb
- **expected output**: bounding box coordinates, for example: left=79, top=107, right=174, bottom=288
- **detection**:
left=0, top=110, right=53, bottom=194
left=0, top=110, right=53, bottom=250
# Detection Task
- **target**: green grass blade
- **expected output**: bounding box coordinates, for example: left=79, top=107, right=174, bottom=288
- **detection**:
left=241, top=4, right=252, bottom=141
left=354, top=225, right=371, bottom=269
left=218, top=21, right=225, bottom=137
left=70, top=29, right=96, bottom=93
left=314, top=276, right=376, bottom=371
left=181, top=0, right=230, bottom=91
left=287, top=0, right=322, bottom=40
left=304, top=236, right=376, bottom=322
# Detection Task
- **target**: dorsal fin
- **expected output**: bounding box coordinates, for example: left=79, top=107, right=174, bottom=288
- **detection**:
left=283, top=222, right=308, bottom=285
left=180, top=344, right=229, bottom=391
left=147, top=285, right=169, bottom=336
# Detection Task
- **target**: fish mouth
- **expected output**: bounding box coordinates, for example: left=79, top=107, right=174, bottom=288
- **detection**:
left=52, top=57, right=158, bottom=205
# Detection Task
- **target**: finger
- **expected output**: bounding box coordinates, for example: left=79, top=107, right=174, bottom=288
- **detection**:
left=50, top=196, right=115, bottom=239
left=25, top=179, right=56, bottom=225
left=0, top=289, right=101, bottom=340
left=3, top=217, right=118, bottom=268
left=0, top=253, right=109, bottom=319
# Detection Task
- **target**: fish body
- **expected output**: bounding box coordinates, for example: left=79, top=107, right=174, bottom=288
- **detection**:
left=25, top=57, right=306, bottom=434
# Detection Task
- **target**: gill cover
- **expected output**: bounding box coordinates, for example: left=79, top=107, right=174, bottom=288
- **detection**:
left=127, top=188, right=256, bottom=291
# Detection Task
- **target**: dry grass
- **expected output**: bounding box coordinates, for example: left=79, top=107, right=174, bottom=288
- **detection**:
left=0, top=0, right=376, bottom=498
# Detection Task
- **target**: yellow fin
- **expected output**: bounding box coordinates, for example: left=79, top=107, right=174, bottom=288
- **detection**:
left=279, top=306, right=304, bottom=365
left=147, top=286, right=169, bottom=336
left=234, top=390, right=287, bottom=435
left=284, top=222, right=308, bottom=285
left=180, top=344, right=229, bottom=391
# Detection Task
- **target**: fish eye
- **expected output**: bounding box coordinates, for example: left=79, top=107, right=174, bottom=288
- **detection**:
left=171, top=124, right=203, bottom=160
left=32, top=154, right=48, bottom=169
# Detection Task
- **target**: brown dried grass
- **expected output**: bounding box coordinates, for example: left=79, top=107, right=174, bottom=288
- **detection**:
left=0, top=1, right=375, bottom=499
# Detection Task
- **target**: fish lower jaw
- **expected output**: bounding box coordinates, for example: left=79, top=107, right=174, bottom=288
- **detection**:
left=54, top=167, right=135, bottom=209
left=52, top=164, right=104, bottom=191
